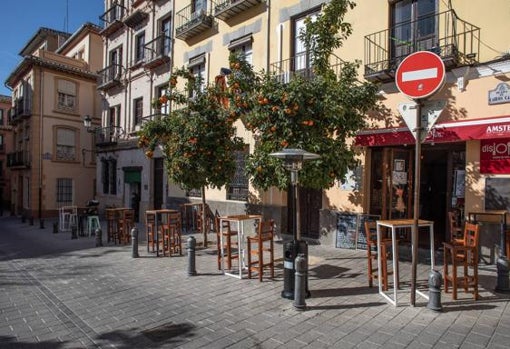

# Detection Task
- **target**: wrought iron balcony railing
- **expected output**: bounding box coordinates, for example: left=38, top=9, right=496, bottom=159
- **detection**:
left=175, top=1, right=214, bottom=41
left=214, top=0, right=262, bottom=21
left=270, top=52, right=344, bottom=83
left=364, top=9, right=480, bottom=82
left=7, top=151, right=30, bottom=168
left=143, top=34, right=172, bottom=69
left=97, top=63, right=125, bottom=90
left=99, top=3, right=126, bottom=35
left=93, top=126, right=125, bottom=147
left=9, top=97, right=32, bottom=124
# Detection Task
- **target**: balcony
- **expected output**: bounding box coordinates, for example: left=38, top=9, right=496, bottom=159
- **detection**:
left=270, top=52, right=344, bottom=83
left=7, top=151, right=30, bottom=169
left=93, top=126, right=125, bottom=147
left=97, top=64, right=125, bottom=90
left=214, top=0, right=262, bottom=21
left=99, top=4, right=126, bottom=36
left=123, top=8, right=148, bottom=29
left=143, top=35, right=172, bottom=69
left=9, top=98, right=32, bottom=125
left=364, top=9, right=480, bottom=83
left=175, top=2, right=214, bottom=41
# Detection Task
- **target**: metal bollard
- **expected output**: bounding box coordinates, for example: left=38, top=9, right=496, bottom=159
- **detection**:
left=131, top=227, right=139, bottom=258
left=427, top=269, right=443, bottom=311
left=95, top=228, right=103, bottom=247
left=71, top=224, right=78, bottom=239
left=53, top=222, right=58, bottom=234
left=187, top=236, right=197, bottom=276
left=40, top=219, right=45, bottom=229
left=293, top=253, right=307, bottom=311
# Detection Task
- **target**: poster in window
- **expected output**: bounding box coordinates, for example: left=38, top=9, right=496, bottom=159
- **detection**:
left=454, top=170, right=465, bottom=198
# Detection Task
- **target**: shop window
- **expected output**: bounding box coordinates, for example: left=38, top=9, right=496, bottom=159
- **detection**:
left=227, top=145, right=249, bottom=201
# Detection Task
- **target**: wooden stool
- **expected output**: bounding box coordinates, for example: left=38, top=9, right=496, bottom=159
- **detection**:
left=443, top=222, right=480, bottom=300
left=118, top=209, right=134, bottom=245
left=365, top=221, right=399, bottom=291
left=247, top=219, right=275, bottom=281
left=215, top=216, right=239, bottom=270
left=106, top=209, right=117, bottom=243
left=161, top=212, right=182, bottom=256
left=145, top=212, right=156, bottom=252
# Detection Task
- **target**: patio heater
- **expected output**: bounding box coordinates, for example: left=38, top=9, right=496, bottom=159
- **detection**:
left=270, top=148, right=320, bottom=299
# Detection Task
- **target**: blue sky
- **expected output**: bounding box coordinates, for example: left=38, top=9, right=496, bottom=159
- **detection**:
left=0, top=0, right=104, bottom=96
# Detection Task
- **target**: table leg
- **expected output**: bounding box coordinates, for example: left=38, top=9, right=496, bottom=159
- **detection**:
left=392, top=227, right=398, bottom=305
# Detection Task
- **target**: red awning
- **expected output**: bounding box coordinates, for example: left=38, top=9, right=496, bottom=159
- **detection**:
left=355, top=115, right=510, bottom=146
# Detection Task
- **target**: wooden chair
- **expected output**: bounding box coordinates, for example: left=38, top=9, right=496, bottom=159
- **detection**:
left=443, top=222, right=480, bottom=300
left=118, top=209, right=135, bottom=245
left=448, top=210, right=464, bottom=244
left=161, top=212, right=182, bottom=256
left=215, top=215, right=239, bottom=270
left=247, top=219, right=275, bottom=281
left=365, top=221, right=399, bottom=291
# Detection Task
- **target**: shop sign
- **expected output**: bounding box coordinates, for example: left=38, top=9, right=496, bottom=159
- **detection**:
left=488, top=83, right=510, bottom=105
left=480, top=138, right=510, bottom=174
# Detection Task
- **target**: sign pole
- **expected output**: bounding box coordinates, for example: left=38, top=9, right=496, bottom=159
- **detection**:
left=411, top=100, right=423, bottom=307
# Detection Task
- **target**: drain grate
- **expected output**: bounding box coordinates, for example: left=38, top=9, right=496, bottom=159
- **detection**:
left=142, top=322, right=194, bottom=343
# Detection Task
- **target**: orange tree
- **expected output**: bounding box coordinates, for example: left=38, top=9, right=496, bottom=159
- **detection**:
left=138, top=67, right=244, bottom=245
left=231, top=0, right=379, bottom=191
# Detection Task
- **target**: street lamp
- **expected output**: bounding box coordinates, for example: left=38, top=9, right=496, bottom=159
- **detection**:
left=270, top=148, right=320, bottom=299
left=83, top=115, right=94, bottom=133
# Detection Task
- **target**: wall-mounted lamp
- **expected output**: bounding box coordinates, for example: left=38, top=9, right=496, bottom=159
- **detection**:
left=83, top=115, right=95, bottom=133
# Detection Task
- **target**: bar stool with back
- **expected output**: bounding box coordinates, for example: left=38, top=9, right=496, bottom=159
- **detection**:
left=365, top=221, right=399, bottom=291
left=161, top=212, right=182, bottom=256
left=118, top=209, right=135, bottom=245
left=443, top=222, right=480, bottom=300
left=215, top=214, right=239, bottom=270
left=247, top=219, right=275, bottom=281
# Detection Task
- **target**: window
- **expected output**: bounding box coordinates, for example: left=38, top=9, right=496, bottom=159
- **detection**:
left=391, top=0, right=437, bottom=58
left=109, top=46, right=123, bottom=79
left=188, top=54, right=206, bottom=98
left=133, top=97, right=143, bottom=126
left=56, top=79, right=77, bottom=111
left=56, top=178, right=73, bottom=204
left=229, top=35, right=253, bottom=65
left=0, top=109, right=4, bottom=125
left=157, top=85, right=169, bottom=115
left=227, top=146, right=249, bottom=201
left=56, top=128, right=76, bottom=161
left=135, top=32, right=145, bottom=62
left=292, top=10, right=319, bottom=76
left=192, top=0, right=207, bottom=16
left=160, top=17, right=172, bottom=56
left=101, top=158, right=117, bottom=195
left=0, top=134, right=4, bottom=152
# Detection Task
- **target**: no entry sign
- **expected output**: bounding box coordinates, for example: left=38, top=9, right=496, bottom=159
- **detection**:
left=396, top=51, right=446, bottom=99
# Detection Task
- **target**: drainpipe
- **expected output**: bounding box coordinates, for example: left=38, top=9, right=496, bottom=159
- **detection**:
left=266, top=0, right=271, bottom=72
left=38, top=68, right=43, bottom=222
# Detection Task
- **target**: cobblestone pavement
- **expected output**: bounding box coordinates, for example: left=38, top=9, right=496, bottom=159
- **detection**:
left=1, top=215, right=510, bottom=348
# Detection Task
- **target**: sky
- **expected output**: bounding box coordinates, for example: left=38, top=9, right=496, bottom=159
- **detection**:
left=0, top=0, right=104, bottom=96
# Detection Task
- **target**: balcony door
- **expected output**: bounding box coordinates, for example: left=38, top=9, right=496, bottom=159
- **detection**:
left=391, top=0, right=438, bottom=62
left=292, top=9, right=319, bottom=78
left=160, top=17, right=171, bottom=56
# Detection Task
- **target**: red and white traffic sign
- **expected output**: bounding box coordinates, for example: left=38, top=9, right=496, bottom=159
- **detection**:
left=395, top=51, right=445, bottom=100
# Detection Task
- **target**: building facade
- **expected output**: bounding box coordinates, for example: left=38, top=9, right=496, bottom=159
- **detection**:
left=5, top=24, right=103, bottom=219
left=97, top=0, right=510, bottom=247
left=0, top=95, right=13, bottom=214
left=97, top=0, right=175, bottom=222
